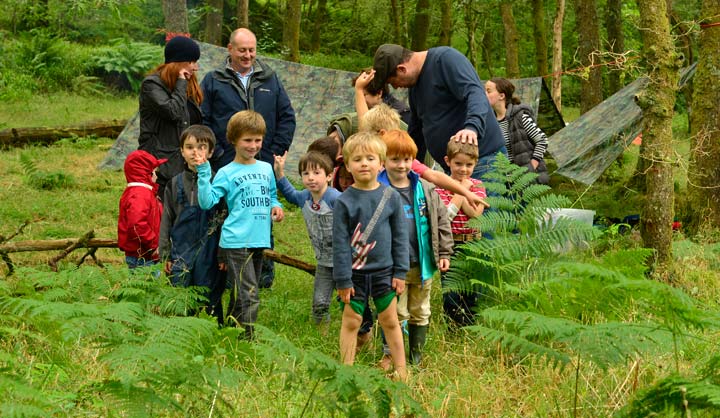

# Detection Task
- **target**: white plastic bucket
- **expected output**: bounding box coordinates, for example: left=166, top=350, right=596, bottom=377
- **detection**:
left=548, top=208, right=595, bottom=226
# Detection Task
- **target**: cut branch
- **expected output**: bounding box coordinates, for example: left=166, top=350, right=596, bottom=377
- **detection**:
left=0, top=220, right=31, bottom=244
left=263, top=249, right=316, bottom=275
left=48, top=230, right=95, bottom=271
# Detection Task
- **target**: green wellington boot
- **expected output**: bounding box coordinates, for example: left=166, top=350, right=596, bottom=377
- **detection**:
left=408, top=324, right=428, bottom=365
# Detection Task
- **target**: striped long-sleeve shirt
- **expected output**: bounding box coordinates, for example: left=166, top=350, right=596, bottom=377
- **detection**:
left=498, top=113, right=548, bottom=163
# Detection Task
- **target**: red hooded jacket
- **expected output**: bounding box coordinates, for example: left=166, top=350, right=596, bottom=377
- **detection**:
left=118, top=150, right=167, bottom=260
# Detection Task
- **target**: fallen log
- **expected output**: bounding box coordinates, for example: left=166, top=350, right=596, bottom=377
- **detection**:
left=0, top=238, right=117, bottom=253
left=0, top=119, right=127, bottom=148
left=0, top=237, right=315, bottom=275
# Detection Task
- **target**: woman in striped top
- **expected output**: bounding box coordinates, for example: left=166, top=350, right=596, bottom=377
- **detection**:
left=485, top=77, right=550, bottom=184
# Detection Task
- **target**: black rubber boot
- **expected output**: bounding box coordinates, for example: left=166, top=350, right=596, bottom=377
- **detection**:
left=408, top=324, right=428, bottom=365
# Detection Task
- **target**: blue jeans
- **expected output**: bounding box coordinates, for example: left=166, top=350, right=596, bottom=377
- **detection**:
left=125, top=256, right=157, bottom=269
left=471, top=146, right=508, bottom=182
left=312, top=265, right=335, bottom=324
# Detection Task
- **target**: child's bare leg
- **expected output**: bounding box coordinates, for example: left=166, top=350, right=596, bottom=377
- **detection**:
left=377, top=298, right=407, bottom=380
left=340, top=305, right=363, bottom=364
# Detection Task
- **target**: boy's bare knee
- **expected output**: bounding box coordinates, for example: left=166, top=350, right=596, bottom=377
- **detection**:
left=377, top=311, right=400, bottom=331
left=342, top=308, right=363, bottom=331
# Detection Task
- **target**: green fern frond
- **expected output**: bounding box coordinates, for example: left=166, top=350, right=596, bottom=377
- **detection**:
left=475, top=309, right=673, bottom=370
left=101, top=316, right=217, bottom=374
left=598, top=248, right=654, bottom=279
left=530, top=217, right=600, bottom=251
left=0, top=404, right=51, bottom=418
left=110, top=274, right=208, bottom=316
left=19, top=153, right=74, bottom=190
left=0, top=375, right=56, bottom=417
left=480, top=308, right=584, bottom=340
left=466, top=323, right=572, bottom=369
left=258, top=327, right=428, bottom=417
left=701, top=355, right=720, bottom=382
left=509, top=171, right=540, bottom=195
left=482, top=181, right=508, bottom=198
left=619, top=374, right=720, bottom=417
left=95, top=379, right=183, bottom=418
left=560, top=322, right=673, bottom=369
left=59, top=302, right=146, bottom=343
left=18, top=153, right=38, bottom=178
left=520, top=183, right=553, bottom=204
left=472, top=208, right=517, bottom=236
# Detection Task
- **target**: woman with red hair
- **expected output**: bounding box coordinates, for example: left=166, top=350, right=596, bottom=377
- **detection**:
left=138, top=35, right=203, bottom=197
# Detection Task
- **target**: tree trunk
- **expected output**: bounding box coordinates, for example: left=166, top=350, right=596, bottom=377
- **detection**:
left=636, top=0, right=679, bottom=273
left=400, top=0, right=409, bottom=46
left=411, top=0, right=431, bottom=51
left=464, top=0, right=480, bottom=70
left=310, top=0, right=327, bottom=52
left=574, top=0, right=603, bottom=114
left=161, top=0, right=189, bottom=34
left=685, top=0, right=720, bottom=235
left=305, top=0, right=314, bottom=21
left=204, top=0, right=224, bottom=45
left=666, top=0, right=694, bottom=66
left=532, top=0, right=549, bottom=77
left=667, top=0, right=693, bottom=131
left=438, top=0, right=453, bottom=46
left=481, top=31, right=494, bottom=78
left=500, top=2, right=520, bottom=78
left=282, top=0, right=302, bottom=62
left=236, top=0, right=249, bottom=28
left=389, top=0, right=402, bottom=44
left=605, top=0, right=625, bottom=94
left=552, top=0, right=565, bottom=110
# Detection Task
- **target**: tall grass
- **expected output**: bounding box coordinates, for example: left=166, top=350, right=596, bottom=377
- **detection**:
left=2, top=137, right=719, bottom=416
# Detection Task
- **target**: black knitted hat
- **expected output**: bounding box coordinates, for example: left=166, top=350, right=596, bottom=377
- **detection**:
left=164, top=36, right=201, bottom=63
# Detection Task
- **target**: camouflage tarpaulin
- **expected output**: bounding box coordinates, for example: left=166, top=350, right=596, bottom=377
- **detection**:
left=508, top=76, right=565, bottom=137
left=99, top=42, right=565, bottom=179
left=548, top=63, right=696, bottom=185
left=548, top=77, right=648, bottom=185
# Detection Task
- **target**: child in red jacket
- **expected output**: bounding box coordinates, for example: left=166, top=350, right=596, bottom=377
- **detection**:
left=118, top=150, right=167, bottom=269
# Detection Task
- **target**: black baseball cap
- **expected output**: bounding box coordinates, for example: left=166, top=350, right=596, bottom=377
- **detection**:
left=370, top=44, right=408, bottom=92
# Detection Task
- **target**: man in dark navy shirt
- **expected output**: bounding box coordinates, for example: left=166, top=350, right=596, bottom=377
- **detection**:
left=369, top=44, right=506, bottom=179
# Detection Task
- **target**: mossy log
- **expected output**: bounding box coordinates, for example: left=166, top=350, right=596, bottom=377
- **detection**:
left=0, top=119, right=127, bottom=148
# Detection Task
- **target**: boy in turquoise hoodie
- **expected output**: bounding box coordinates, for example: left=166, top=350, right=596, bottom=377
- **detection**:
left=377, top=129, right=453, bottom=367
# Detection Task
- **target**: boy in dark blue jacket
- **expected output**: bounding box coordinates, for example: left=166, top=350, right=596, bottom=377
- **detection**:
left=159, top=125, right=226, bottom=324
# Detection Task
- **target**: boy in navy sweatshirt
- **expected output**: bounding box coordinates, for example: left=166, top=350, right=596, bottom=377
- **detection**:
left=332, top=131, right=409, bottom=380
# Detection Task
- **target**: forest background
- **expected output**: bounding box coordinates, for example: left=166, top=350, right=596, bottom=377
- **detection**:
left=2, top=0, right=720, bottom=417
